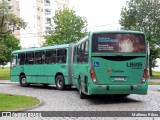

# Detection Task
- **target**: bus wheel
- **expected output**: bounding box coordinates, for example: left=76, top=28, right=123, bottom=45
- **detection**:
left=78, top=80, right=86, bottom=99
left=56, top=75, right=65, bottom=90
left=20, top=75, right=30, bottom=87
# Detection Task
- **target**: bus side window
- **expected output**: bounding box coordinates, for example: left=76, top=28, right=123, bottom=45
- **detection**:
left=26, top=52, right=34, bottom=65
left=35, top=51, right=45, bottom=64
left=18, top=53, right=25, bottom=65
left=45, top=51, right=50, bottom=64
left=84, top=41, right=89, bottom=63
left=45, top=50, right=56, bottom=64
left=11, top=55, right=17, bottom=68
left=57, top=49, right=66, bottom=64
left=77, top=45, right=81, bottom=63
left=73, top=47, right=77, bottom=63
left=52, top=50, right=56, bottom=64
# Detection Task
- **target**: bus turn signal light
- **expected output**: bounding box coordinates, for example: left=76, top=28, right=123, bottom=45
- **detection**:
left=90, top=68, right=98, bottom=84
left=143, top=69, right=148, bottom=78
left=141, top=69, right=148, bottom=83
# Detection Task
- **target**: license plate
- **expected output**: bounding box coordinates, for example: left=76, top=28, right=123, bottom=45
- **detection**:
left=114, top=77, right=125, bottom=81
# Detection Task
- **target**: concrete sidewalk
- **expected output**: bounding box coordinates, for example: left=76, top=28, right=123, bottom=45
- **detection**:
left=0, top=80, right=18, bottom=84
left=149, top=79, right=160, bottom=82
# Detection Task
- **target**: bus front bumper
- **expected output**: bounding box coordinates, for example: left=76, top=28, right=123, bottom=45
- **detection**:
left=88, top=83, right=148, bottom=95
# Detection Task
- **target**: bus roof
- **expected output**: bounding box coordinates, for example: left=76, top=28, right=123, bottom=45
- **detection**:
left=12, top=44, right=70, bottom=54
left=90, top=30, right=145, bottom=35
left=75, top=30, right=145, bottom=45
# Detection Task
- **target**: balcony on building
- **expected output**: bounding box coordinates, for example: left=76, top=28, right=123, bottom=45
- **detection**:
left=44, top=0, right=51, bottom=7
left=45, top=18, right=51, bottom=25
left=45, top=26, right=51, bottom=32
left=44, top=9, right=51, bottom=15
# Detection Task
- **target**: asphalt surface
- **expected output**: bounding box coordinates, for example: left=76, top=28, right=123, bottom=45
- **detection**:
left=0, top=80, right=160, bottom=120
left=0, top=82, right=159, bottom=111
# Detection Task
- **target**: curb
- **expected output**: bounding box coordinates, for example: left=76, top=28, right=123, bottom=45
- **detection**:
left=0, top=80, right=18, bottom=84
left=0, top=82, right=18, bottom=84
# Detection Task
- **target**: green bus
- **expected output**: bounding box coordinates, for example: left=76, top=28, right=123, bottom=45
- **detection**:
left=11, top=30, right=149, bottom=99
left=71, top=30, right=148, bottom=99
left=11, top=44, right=72, bottom=89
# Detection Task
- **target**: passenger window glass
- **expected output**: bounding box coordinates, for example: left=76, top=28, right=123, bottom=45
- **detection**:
left=84, top=40, right=89, bottom=63
left=57, top=49, right=66, bottom=63
left=18, top=53, right=25, bottom=65
left=11, top=55, right=17, bottom=68
left=76, top=39, right=89, bottom=63
left=73, top=47, right=77, bottom=63
left=45, top=50, right=56, bottom=64
left=25, top=52, right=34, bottom=64
left=35, top=51, right=45, bottom=64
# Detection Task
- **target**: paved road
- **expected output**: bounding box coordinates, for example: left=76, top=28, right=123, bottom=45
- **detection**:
left=0, top=83, right=160, bottom=112
left=1, top=82, right=160, bottom=120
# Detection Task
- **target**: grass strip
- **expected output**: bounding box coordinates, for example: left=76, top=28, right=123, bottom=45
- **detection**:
left=0, top=93, right=40, bottom=111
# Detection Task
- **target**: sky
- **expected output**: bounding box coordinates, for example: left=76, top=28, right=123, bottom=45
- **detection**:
left=70, top=0, right=128, bottom=31
left=69, top=0, right=160, bottom=71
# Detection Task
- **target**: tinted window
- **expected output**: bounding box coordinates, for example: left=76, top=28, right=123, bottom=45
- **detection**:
left=76, top=40, right=89, bottom=63
left=25, top=52, right=34, bottom=64
left=18, top=53, right=25, bottom=65
left=57, top=49, right=66, bottom=63
left=11, top=55, right=17, bottom=67
left=92, top=33, right=145, bottom=53
left=35, top=51, right=45, bottom=64
left=45, top=50, right=56, bottom=64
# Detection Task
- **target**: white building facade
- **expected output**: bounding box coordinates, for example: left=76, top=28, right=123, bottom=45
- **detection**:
left=7, top=0, right=70, bottom=48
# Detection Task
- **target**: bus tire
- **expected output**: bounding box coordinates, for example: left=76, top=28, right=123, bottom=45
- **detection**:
left=56, top=75, right=65, bottom=90
left=20, top=75, right=30, bottom=87
left=79, top=80, right=86, bottom=99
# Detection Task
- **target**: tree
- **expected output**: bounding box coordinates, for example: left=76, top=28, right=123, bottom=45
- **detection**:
left=44, top=9, right=88, bottom=45
left=0, top=1, right=27, bottom=35
left=0, top=1, right=27, bottom=65
left=0, top=34, right=20, bottom=65
left=120, top=0, right=160, bottom=76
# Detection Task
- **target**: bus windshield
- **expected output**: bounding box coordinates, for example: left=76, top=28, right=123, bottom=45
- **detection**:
left=92, top=33, right=146, bottom=53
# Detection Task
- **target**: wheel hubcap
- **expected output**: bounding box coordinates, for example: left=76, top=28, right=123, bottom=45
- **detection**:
left=22, top=78, right=26, bottom=84
left=57, top=78, right=62, bottom=88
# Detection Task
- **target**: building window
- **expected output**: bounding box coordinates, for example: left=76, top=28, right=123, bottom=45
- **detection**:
left=45, top=27, right=51, bottom=31
left=8, top=6, right=12, bottom=10
left=45, top=18, right=51, bottom=24
left=37, top=7, right=40, bottom=11
left=16, top=8, right=20, bottom=12
left=45, top=9, right=51, bottom=15
left=37, top=16, right=40, bottom=20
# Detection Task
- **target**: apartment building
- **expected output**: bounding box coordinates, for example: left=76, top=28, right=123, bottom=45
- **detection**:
left=6, top=0, right=70, bottom=48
